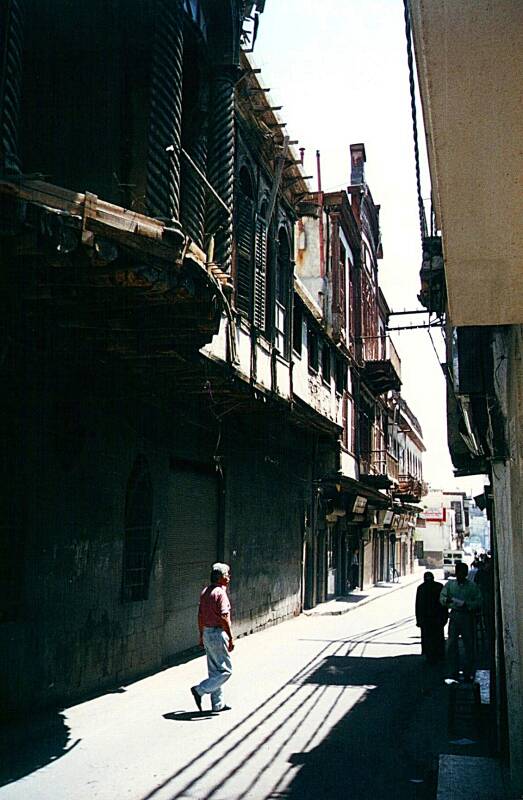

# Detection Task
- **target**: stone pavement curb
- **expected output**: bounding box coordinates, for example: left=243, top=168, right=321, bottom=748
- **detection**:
left=303, top=568, right=423, bottom=617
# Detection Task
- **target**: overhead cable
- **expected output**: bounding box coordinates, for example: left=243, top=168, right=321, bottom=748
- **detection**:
left=403, top=0, right=428, bottom=245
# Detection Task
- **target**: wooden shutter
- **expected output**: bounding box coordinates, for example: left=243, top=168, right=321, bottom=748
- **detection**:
left=235, top=199, right=254, bottom=316
left=254, top=216, right=267, bottom=329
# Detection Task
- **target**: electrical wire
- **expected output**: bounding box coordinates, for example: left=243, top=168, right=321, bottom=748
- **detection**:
left=403, top=0, right=428, bottom=245
left=427, top=326, right=444, bottom=371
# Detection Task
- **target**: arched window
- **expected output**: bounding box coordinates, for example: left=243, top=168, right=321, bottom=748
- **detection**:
left=122, top=456, right=153, bottom=602
left=234, top=166, right=255, bottom=316
left=274, top=227, right=291, bottom=353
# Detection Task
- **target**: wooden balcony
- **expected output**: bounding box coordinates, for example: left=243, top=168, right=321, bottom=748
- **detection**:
left=361, top=336, right=401, bottom=393
left=359, top=449, right=399, bottom=489
left=0, top=177, right=227, bottom=385
left=394, top=473, right=424, bottom=503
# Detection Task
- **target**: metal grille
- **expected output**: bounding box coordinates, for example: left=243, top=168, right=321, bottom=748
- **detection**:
left=163, top=464, right=218, bottom=653
left=122, top=457, right=153, bottom=602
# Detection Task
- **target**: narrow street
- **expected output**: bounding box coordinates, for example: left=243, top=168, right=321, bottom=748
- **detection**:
left=0, top=577, right=478, bottom=800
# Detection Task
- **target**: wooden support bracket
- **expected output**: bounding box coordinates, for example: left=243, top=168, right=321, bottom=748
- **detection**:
left=82, top=192, right=98, bottom=245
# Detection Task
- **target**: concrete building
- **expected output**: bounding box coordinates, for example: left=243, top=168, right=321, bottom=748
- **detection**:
left=418, top=489, right=471, bottom=568
left=409, top=1, right=523, bottom=792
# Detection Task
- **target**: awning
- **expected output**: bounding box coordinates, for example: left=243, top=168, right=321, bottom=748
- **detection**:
left=320, top=474, right=390, bottom=509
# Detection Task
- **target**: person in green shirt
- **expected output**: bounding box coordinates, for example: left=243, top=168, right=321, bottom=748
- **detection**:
left=440, top=561, right=482, bottom=681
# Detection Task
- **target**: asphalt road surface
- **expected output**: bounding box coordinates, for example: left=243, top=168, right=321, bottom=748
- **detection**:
left=1, top=579, right=461, bottom=800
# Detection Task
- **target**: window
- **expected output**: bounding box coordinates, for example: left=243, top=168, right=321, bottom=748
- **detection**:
left=350, top=395, right=356, bottom=453
left=275, top=301, right=286, bottom=353
left=322, top=343, right=331, bottom=384
left=293, top=297, right=303, bottom=355
left=274, top=228, right=291, bottom=353
left=122, top=456, right=153, bottom=602
left=308, top=327, right=319, bottom=372
left=335, top=358, right=346, bottom=394
left=234, top=167, right=255, bottom=317
left=348, top=259, right=355, bottom=341
left=342, top=394, right=348, bottom=450
left=338, top=242, right=347, bottom=334
left=342, top=394, right=355, bottom=452
left=253, top=201, right=268, bottom=330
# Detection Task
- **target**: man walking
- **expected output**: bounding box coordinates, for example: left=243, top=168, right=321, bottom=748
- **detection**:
left=191, top=562, right=234, bottom=713
left=415, top=571, right=448, bottom=663
left=440, top=561, right=482, bottom=681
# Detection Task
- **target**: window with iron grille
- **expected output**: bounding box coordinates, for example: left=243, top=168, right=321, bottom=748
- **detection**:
left=234, top=166, right=255, bottom=317
left=122, top=456, right=153, bottom=602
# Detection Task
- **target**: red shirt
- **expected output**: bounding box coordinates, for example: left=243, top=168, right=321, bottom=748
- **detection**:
left=199, top=584, right=231, bottom=628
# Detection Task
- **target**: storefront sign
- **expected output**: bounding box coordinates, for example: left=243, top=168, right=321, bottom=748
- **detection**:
left=352, top=496, right=368, bottom=514
left=421, top=507, right=446, bottom=522
left=378, top=509, right=394, bottom=526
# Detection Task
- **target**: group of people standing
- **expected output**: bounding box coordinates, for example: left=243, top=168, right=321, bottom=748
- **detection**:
left=415, top=555, right=492, bottom=681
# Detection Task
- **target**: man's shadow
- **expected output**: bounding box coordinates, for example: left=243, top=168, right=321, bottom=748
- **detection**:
left=163, top=711, right=217, bottom=722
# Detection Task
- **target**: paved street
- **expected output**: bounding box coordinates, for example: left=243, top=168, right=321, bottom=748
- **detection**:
left=0, top=576, right=476, bottom=800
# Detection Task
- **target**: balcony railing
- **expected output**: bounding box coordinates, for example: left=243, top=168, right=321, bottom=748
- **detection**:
left=395, top=473, right=424, bottom=502
left=360, top=450, right=399, bottom=483
left=361, top=336, right=401, bottom=392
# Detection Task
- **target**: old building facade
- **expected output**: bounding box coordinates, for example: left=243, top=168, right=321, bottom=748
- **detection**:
left=295, top=144, right=426, bottom=599
left=0, top=1, right=425, bottom=715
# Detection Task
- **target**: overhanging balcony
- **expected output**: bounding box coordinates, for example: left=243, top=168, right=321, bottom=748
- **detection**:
left=359, top=449, right=399, bottom=489
left=361, top=336, right=401, bottom=394
left=394, top=474, right=424, bottom=503
left=0, top=177, right=227, bottom=381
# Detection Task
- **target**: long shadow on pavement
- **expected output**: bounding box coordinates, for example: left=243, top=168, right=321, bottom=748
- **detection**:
left=141, top=618, right=420, bottom=800
left=268, top=652, right=441, bottom=800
